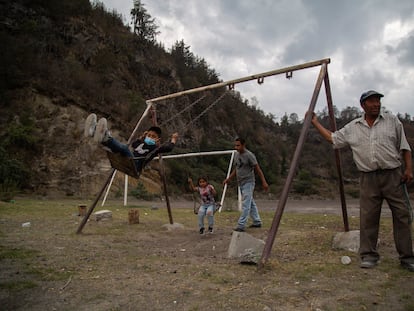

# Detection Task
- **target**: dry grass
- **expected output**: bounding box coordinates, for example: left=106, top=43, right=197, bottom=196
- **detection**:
left=0, top=198, right=413, bottom=311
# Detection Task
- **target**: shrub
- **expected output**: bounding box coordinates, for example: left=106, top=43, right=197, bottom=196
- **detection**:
left=293, top=169, right=319, bottom=195
left=0, top=180, right=20, bottom=202
left=130, top=182, right=155, bottom=200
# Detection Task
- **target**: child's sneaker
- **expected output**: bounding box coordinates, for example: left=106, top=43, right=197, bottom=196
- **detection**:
left=208, top=227, right=213, bottom=233
left=94, top=118, right=110, bottom=143
left=84, top=113, right=97, bottom=137
left=199, top=227, right=205, bottom=235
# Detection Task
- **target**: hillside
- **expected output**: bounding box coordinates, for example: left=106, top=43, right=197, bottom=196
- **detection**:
left=1, top=0, right=413, bottom=200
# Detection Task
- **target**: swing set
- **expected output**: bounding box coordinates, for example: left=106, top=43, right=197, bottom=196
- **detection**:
left=77, top=89, right=234, bottom=233
left=77, top=58, right=350, bottom=270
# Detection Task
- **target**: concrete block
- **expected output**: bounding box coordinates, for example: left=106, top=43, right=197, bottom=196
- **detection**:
left=228, top=231, right=265, bottom=264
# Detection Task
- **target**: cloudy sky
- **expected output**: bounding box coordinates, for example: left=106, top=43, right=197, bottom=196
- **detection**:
left=100, top=0, right=414, bottom=121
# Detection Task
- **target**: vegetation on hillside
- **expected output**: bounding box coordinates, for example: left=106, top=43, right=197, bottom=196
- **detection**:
left=0, top=0, right=413, bottom=200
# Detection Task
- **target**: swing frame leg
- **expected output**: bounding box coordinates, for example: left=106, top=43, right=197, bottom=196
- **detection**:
left=158, top=155, right=173, bottom=224
left=76, top=169, right=116, bottom=234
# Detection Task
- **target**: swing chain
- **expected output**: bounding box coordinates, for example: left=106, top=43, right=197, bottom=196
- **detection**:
left=181, top=90, right=230, bottom=131
left=159, top=93, right=207, bottom=127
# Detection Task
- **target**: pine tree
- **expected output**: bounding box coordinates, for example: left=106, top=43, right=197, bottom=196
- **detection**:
left=130, top=0, right=159, bottom=42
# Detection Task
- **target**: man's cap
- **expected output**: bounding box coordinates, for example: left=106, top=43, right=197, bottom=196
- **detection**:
left=360, top=90, right=384, bottom=104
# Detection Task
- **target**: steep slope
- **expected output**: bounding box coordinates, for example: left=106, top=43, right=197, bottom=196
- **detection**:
left=0, top=1, right=283, bottom=198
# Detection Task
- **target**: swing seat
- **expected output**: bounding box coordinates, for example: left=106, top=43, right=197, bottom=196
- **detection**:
left=106, top=151, right=140, bottom=179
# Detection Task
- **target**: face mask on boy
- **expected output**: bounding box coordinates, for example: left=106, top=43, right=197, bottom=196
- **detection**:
left=144, top=136, right=156, bottom=145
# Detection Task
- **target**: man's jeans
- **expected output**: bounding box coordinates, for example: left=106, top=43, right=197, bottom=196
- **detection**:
left=237, top=182, right=261, bottom=229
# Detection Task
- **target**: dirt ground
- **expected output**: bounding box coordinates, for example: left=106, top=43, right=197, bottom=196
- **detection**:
left=0, top=198, right=413, bottom=311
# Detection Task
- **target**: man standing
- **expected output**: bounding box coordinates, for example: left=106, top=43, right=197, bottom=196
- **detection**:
left=309, top=90, right=414, bottom=271
left=223, top=137, right=269, bottom=232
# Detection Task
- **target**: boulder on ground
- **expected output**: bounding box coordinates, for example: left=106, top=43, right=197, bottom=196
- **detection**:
left=93, top=210, right=112, bottom=221
left=228, top=231, right=265, bottom=264
left=332, top=230, right=360, bottom=253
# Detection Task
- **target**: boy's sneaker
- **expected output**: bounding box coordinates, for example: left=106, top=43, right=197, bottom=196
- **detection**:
left=84, top=113, right=97, bottom=137
left=199, top=227, right=205, bottom=235
left=208, top=227, right=213, bottom=233
left=94, top=118, right=110, bottom=143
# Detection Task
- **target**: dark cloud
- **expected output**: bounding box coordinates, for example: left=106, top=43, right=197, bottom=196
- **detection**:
left=387, top=32, right=414, bottom=66
left=103, top=0, right=414, bottom=117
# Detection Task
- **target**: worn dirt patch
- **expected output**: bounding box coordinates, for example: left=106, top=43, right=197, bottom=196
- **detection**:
left=0, top=198, right=413, bottom=311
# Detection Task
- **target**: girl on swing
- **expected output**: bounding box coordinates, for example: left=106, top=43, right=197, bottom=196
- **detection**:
left=84, top=113, right=178, bottom=176
left=188, top=176, right=217, bottom=234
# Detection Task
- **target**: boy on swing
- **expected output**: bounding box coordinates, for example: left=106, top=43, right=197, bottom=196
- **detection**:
left=84, top=113, right=179, bottom=176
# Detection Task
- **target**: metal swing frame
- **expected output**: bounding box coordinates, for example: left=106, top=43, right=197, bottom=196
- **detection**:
left=77, top=91, right=232, bottom=233
left=77, top=58, right=348, bottom=273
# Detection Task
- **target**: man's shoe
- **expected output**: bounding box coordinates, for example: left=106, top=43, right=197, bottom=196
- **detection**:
left=234, top=227, right=245, bottom=232
left=401, top=261, right=414, bottom=272
left=84, top=113, right=97, bottom=137
left=208, top=227, right=213, bottom=233
left=249, top=223, right=262, bottom=228
left=199, top=227, right=205, bottom=235
left=360, top=260, right=378, bottom=269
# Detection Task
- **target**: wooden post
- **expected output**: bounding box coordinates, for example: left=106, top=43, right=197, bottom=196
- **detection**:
left=78, top=204, right=87, bottom=216
left=128, top=209, right=140, bottom=224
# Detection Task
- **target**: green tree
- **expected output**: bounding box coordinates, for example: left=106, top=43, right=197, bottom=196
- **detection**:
left=293, top=169, right=318, bottom=195
left=130, top=0, right=159, bottom=42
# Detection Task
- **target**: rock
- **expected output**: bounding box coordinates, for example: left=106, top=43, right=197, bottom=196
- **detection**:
left=94, top=210, right=112, bottom=221
left=332, top=230, right=360, bottom=253
left=228, top=231, right=265, bottom=264
left=341, top=255, right=352, bottom=265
